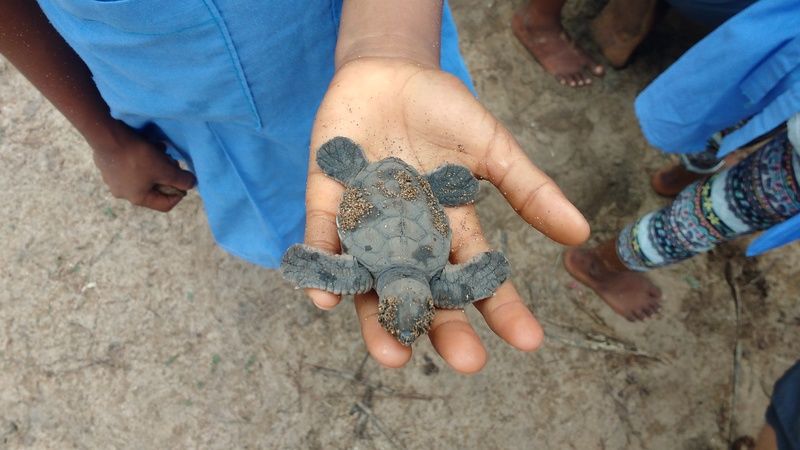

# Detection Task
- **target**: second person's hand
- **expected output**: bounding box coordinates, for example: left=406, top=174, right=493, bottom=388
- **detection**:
left=91, top=123, right=196, bottom=212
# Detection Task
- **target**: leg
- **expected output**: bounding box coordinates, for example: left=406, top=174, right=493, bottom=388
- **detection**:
left=424, top=164, right=479, bottom=207
left=431, top=251, right=509, bottom=308
left=663, top=0, right=756, bottom=27
left=651, top=126, right=731, bottom=197
left=511, top=0, right=604, bottom=87
left=316, top=136, right=369, bottom=185
left=651, top=147, right=726, bottom=197
left=280, top=244, right=373, bottom=295
left=590, top=0, right=660, bottom=68
left=760, top=360, right=800, bottom=450
left=754, top=425, right=777, bottom=450
left=651, top=122, right=782, bottom=197
left=567, top=131, right=800, bottom=320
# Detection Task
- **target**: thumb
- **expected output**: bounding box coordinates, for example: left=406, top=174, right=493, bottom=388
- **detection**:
left=141, top=189, right=184, bottom=212
left=155, top=156, right=197, bottom=192
left=168, top=168, right=197, bottom=191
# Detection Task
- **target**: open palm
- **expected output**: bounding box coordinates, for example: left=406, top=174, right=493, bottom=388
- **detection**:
left=305, top=58, right=589, bottom=373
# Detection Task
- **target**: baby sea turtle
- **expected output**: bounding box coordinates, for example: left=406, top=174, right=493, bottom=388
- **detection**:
left=281, top=137, right=509, bottom=346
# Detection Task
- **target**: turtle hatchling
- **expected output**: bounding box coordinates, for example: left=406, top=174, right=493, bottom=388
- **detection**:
left=281, top=137, right=509, bottom=346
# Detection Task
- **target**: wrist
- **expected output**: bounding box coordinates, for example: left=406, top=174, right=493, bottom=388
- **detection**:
left=82, top=117, right=135, bottom=154
left=335, top=35, right=440, bottom=71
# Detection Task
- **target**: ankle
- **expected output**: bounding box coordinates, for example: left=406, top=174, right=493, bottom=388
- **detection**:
left=522, top=6, right=562, bottom=30
left=595, top=238, right=630, bottom=273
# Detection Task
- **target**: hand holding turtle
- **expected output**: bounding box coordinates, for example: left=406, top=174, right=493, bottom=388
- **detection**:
left=299, top=58, right=589, bottom=373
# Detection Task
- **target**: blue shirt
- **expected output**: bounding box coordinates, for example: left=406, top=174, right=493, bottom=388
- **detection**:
left=37, top=0, right=474, bottom=268
left=634, top=0, right=800, bottom=256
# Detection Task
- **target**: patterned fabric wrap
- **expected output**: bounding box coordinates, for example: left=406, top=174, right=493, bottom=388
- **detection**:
left=680, top=122, right=749, bottom=173
left=681, top=147, right=725, bottom=174
left=618, top=131, right=800, bottom=271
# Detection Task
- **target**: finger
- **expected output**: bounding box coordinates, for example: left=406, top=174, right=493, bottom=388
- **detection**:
left=160, top=168, right=196, bottom=191
left=474, top=124, right=590, bottom=245
left=155, top=184, right=187, bottom=197
left=396, top=72, right=585, bottom=245
left=475, top=283, right=543, bottom=350
left=139, top=189, right=183, bottom=212
left=448, top=206, right=544, bottom=351
left=354, top=292, right=412, bottom=368
left=421, top=88, right=588, bottom=244
left=154, top=155, right=196, bottom=191
left=428, top=309, right=486, bottom=374
left=304, top=171, right=346, bottom=310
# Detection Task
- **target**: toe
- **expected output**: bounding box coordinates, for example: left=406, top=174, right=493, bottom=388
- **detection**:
left=562, top=74, right=576, bottom=87
left=582, top=72, right=594, bottom=85
left=577, top=72, right=592, bottom=86
left=591, top=64, right=605, bottom=77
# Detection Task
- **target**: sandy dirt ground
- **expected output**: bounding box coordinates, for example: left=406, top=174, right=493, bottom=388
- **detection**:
left=2, top=1, right=799, bottom=449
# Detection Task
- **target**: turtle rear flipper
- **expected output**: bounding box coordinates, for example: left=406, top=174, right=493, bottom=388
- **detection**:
left=316, top=137, right=369, bottom=184
left=281, top=244, right=373, bottom=295
left=425, top=164, right=479, bottom=207
left=431, top=251, right=509, bottom=308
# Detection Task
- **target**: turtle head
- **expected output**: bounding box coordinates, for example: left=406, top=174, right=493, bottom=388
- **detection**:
left=376, top=275, right=435, bottom=346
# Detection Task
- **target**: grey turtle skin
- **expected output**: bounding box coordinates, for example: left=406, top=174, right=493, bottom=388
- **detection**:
left=281, top=137, right=509, bottom=346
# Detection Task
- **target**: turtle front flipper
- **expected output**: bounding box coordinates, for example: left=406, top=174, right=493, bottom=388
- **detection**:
left=281, top=244, right=373, bottom=295
left=430, top=251, right=509, bottom=308
left=316, top=137, right=369, bottom=185
left=424, top=164, right=479, bottom=207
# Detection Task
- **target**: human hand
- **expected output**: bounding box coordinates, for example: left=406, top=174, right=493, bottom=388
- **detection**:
left=90, top=123, right=196, bottom=212
left=305, top=58, right=589, bottom=373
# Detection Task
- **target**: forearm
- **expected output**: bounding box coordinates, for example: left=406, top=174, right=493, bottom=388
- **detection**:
left=0, top=0, right=124, bottom=149
left=335, top=0, right=443, bottom=69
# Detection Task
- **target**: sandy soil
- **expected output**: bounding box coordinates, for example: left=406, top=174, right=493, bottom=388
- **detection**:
left=2, top=1, right=799, bottom=448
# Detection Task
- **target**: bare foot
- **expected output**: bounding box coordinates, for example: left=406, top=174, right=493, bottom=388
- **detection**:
left=590, top=0, right=659, bottom=69
left=650, top=163, right=705, bottom=197
left=512, top=10, right=604, bottom=87
left=563, top=247, right=662, bottom=321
